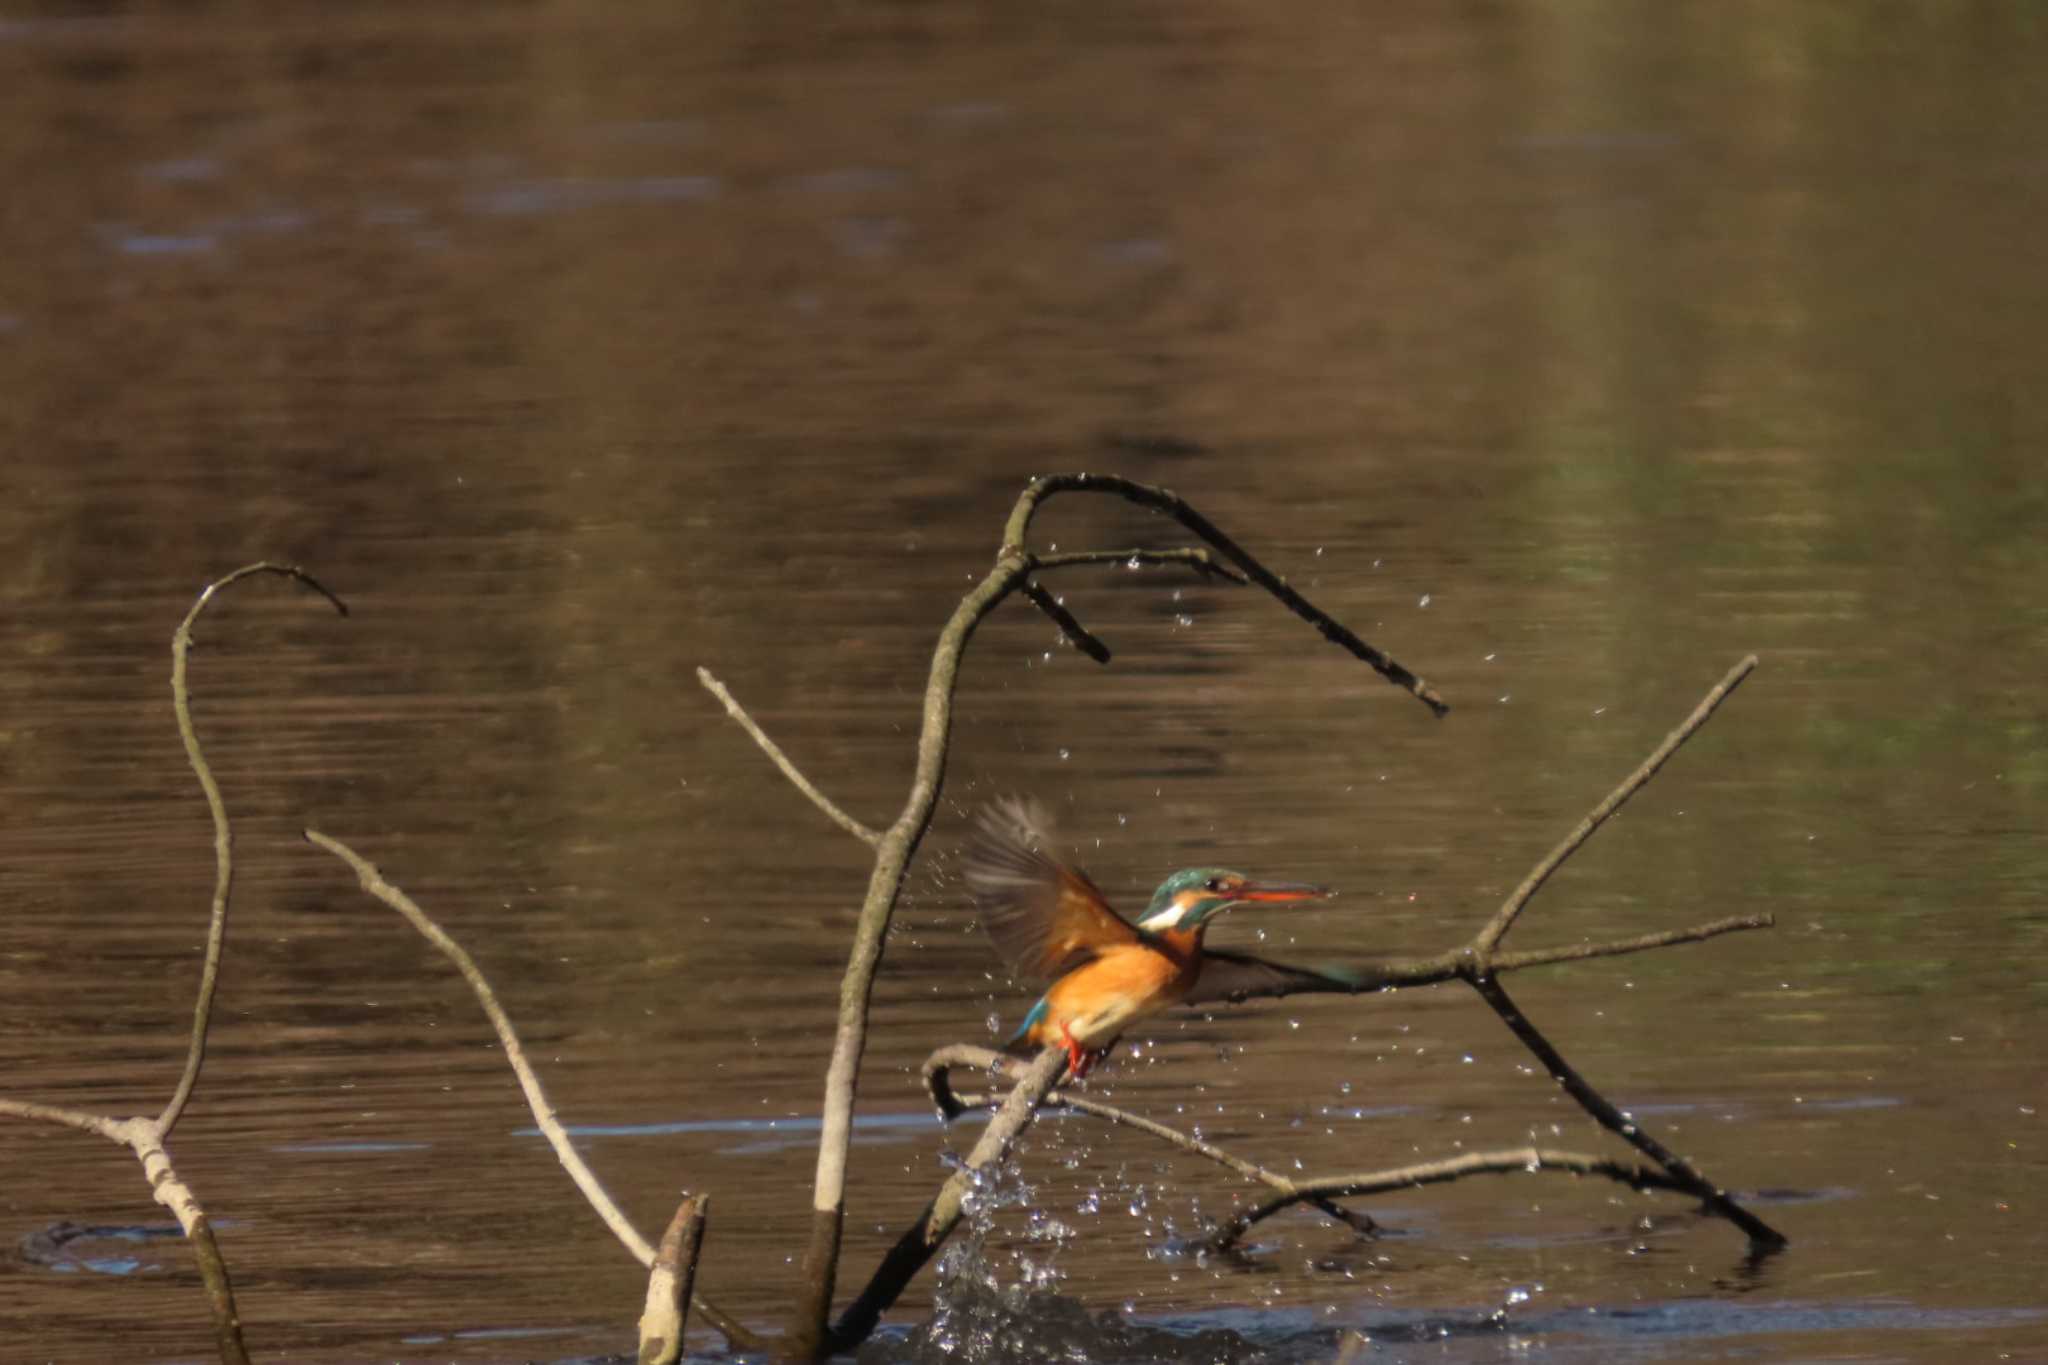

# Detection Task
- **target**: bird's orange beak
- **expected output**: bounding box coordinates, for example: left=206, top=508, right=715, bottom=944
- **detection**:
left=1232, top=880, right=1333, bottom=904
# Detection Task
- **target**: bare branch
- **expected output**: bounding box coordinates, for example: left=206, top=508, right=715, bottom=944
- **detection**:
left=696, top=667, right=882, bottom=847
left=1470, top=974, right=1787, bottom=1249
left=637, top=1195, right=708, bottom=1365
left=1001, top=476, right=1448, bottom=715
left=1198, top=1146, right=1688, bottom=1254
left=781, top=476, right=1443, bottom=1356
left=0, top=1098, right=126, bottom=1141
left=1472, top=655, right=1757, bottom=959
left=0, top=1103, right=253, bottom=1362
left=1021, top=580, right=1111, bottom=663
left=303, top=829, right=661, bottom=1266
left=160, top=563, right=348, bottom=1135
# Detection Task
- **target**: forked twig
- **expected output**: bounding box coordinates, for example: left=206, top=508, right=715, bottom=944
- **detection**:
left=1471, top=655, right=1756, bottom=960
left=704, top=474, right=1444, bottom=1358
left=900, top=657, right=1782, bottom=1303
left=0, top=564, right=347, bottom=1364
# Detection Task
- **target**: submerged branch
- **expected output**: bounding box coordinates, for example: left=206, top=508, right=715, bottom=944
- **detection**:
left=161, top=563, right=347, bottom=1135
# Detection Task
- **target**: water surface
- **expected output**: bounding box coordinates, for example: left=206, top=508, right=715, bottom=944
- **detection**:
left=1, top=3, right=2043, bottom=1361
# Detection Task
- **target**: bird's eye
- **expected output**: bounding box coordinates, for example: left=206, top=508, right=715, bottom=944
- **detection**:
left=1204, top=877, right=1225, bottom=893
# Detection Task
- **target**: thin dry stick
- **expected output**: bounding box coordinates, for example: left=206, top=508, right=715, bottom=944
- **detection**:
left=1021, top=580, right=1111, bottom=663
left=161, top=563, right=348, bottom=1134
left=637, top=1194, right=709, bottom=1365
left=696, top=667, right=882, bottom=847
left=1471, top=655, right=1756, bottom=960
left=709, top=475, right=1442, bottom=1357
left=1198, top=1147, right=1688, bottom=1253
left=305, top=829, right=657, bottom=1261
left=303, top=829, right=760, bottom=1348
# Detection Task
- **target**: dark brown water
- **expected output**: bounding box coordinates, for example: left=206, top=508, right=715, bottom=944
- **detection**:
left=2, top=4, right=2044, bottom=1361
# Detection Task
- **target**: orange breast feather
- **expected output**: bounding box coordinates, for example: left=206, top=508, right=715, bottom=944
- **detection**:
left=1029, top=941, right=1197, bottom=1049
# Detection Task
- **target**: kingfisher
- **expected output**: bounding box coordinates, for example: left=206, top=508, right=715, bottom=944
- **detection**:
left=963, top=797, right=1361, bottom=1077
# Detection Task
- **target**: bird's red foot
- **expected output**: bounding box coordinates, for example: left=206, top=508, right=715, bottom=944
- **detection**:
left=1057, top=1023, right=1102, bottom=1079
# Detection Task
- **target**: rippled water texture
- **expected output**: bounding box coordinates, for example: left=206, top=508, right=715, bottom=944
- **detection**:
left=1, top=3, right=2044, bottom=1362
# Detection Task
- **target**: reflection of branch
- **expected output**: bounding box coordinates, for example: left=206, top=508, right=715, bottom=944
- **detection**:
left=712, top=475, right=1444, bottom=1358
left=161, top=563, right=348, bottom=1134
left=1198, top=1147, right=1686, bottom=1253
left=303, top=831, right=760, bottom=1351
